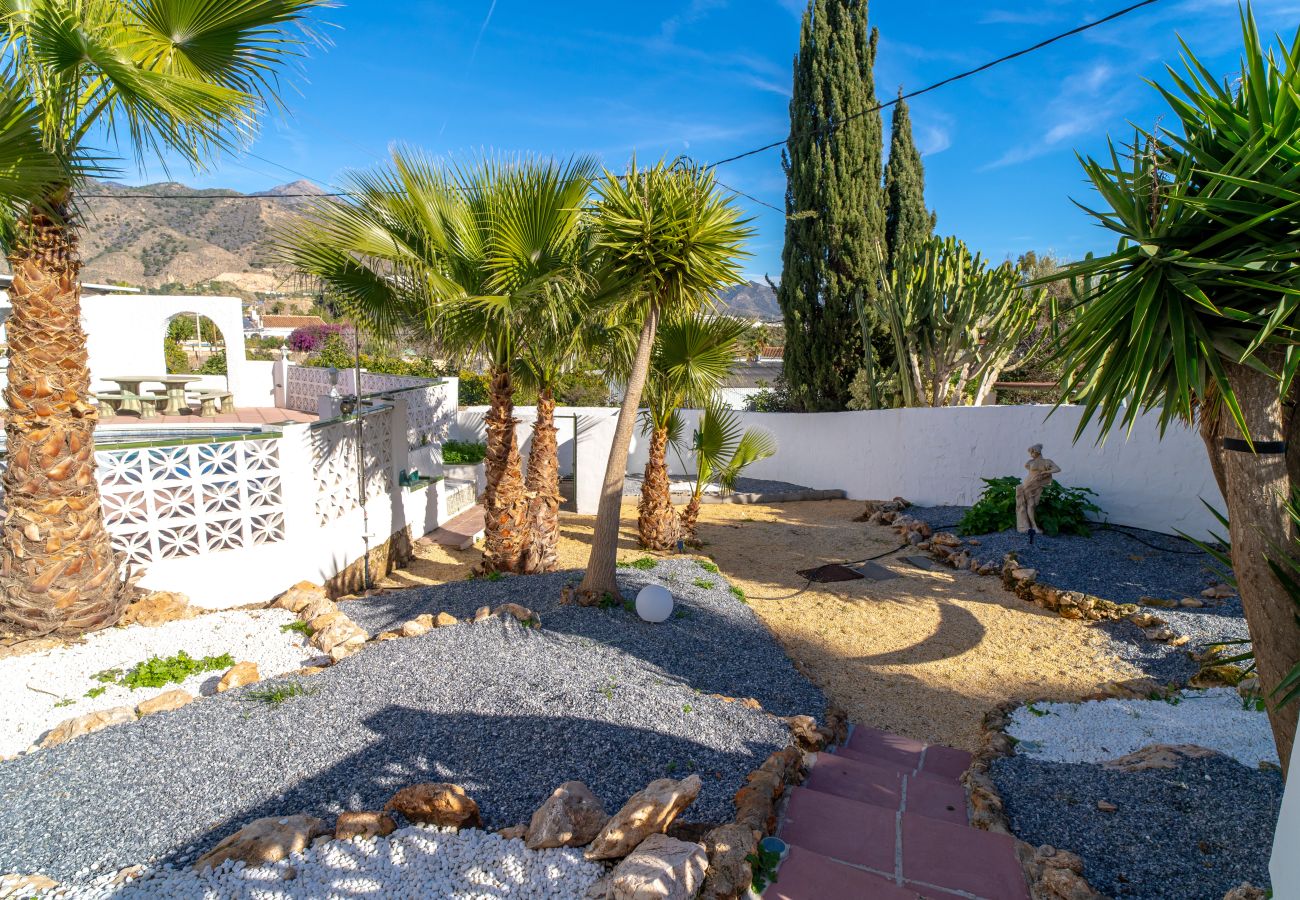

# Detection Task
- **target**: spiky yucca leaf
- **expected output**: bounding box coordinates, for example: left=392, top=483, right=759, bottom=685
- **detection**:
left=1054, top=6, right=1300, bottom=442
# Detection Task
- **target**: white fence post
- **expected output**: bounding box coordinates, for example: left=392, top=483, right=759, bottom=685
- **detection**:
left=272, top=348, right=289, bottom=409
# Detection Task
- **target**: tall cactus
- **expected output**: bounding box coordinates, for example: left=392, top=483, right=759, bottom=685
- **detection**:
left=875, top=236, right=1045, bottom=407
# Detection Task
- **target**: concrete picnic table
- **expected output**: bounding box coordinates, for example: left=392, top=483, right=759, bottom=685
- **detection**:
left=103, top=375, right=203, bottom=416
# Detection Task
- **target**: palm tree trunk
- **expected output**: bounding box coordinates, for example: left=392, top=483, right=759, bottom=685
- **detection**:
left=578, top=306, right=660, bottom=603
left=1222, top=360, right=1300, bottom=773
left=0, top=203, right=127, bottom=636
left=680, top=493, right=703, bottom=541
left=521, top=386, right=560, bottom=574
left=637, top=424, right=678, bottom=551
left=480, top=365, right=529, bottom=574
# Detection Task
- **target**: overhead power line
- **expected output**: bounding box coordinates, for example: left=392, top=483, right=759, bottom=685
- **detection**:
left=74, top=0, right=1161, bottom=210
left=709, top=0, right=1162, bottom=167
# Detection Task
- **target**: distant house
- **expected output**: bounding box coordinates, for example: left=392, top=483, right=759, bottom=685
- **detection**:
left=721, top=358, right=783, bottom=409
left=246, top=311, right=326, bottom=339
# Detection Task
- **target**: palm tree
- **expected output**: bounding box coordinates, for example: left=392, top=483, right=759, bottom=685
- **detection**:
left=0, top=0, right=326, bottom=637
left=277, top=150, right=599, bottom=575
left=638, top=313, right=746, bottom=550
left=677, top=402, right=776, bottom=540
left=1054, top=7, right=1300, bottom=769
left=577, top=160, right=753, bottom=602
left=516, top=291, right=604, bottom=574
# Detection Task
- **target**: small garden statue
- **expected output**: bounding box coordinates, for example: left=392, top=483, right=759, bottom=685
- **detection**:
left=1015, top=444, right=1061, bottom=533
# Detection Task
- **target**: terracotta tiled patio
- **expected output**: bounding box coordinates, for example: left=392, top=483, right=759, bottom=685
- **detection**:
left=97, top=407, right=317, bottom=426
left=773, top=725, right=1030, bottom=900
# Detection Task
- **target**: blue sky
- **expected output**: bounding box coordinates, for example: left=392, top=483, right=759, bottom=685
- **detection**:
left=127, top=0, right=1300, bottom=280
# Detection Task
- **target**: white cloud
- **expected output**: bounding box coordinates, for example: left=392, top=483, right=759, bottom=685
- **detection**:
left=985, top=62, right=1125, bottom=169
left=661, top=0, right=728, bottom=41
left=917, top=123, right=952, bottom=156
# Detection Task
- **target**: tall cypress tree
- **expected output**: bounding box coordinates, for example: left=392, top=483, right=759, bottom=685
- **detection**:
left=777, top=0, right=885, bottom=412
left=883, top=89, right=935, bottom=273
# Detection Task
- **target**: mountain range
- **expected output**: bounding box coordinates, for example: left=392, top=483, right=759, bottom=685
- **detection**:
left=62, top=179, right=782, bottom=319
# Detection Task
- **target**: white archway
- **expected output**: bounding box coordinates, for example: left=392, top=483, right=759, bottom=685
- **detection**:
left=82, top=294, right=252, bottom=405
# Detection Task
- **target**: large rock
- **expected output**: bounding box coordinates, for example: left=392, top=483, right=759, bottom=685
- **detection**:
left=1223, top=884, right=1268, bottom=900
left=40, top=707, right=136, bottom=748
left=0, top=873, right=58, bottom=897
left=493, top=602, right=540, bottom=627
left=273, top=581, right=328, bottom=614
left=526, top=781, right=608, bottom=850
left=586, top=775, right=702, bottom=861
left=1102, top=744, right=1220, bottom=772
left=334, top=811, right=396, bottom=841
left=119, top=592, right=191, bottom=627
left=193, top=815, right=327, bottom=871
left=384, top=783, right=482, bottom=829
left=136, top=689, right=193, bottom=716
left=608, top=834, right=708, bottom=900
left=216, top=661, right=260, bottom=693
left=311, top=616, right=367, bottom=656
left=433, top=612, right=459, bottom=627
left=698, top=823, right=758, bottom=900
left=299, top=596, right=338, bottom=623
left=400, top=614, right=435, bottom=637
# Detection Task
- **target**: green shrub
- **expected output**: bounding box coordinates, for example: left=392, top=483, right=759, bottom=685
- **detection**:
left=458, top=370, right=491, bottom=405
left=164, top=340, right=190, bottom=374
left=442, top=439, right=486, bottom=465
left=958, top=476, right=1102, bottom=537
left=198, top=349, right=227, bottom=375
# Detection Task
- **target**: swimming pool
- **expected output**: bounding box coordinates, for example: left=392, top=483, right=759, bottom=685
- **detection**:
left=0, top=424, right=280, bottom=454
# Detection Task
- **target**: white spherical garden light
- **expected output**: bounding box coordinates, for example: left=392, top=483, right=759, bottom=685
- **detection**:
left=635, top=584, right=674, bottom=623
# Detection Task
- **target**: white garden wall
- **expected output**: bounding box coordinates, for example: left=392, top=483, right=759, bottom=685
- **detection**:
left=453, top=406, right=626, bottom=515
left=619, top=404, right=1221, bottom=538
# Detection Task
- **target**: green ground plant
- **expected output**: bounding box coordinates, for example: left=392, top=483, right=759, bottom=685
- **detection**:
left=242, top=682, right=314, bottom=706
left=94, top=651, right=235, bottom=691
left=628, top=558, right=657, bottom=571
left=693, top=578, right=715, bottom=590
left=958, top=476, right=1101, bottom=537
left=698, top=560, right=720, bottom=573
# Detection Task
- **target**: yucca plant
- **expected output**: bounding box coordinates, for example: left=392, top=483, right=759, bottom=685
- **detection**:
left=0, top=0, right=327, bottom=637
left=872, top=236, right=1044, bottom=407
left=577, top=160, right=753, bottom=602
left=676, top=403, right=776, bottom=540
left=1053, top=4, right=1300, bottom=769
left=637, top=313, right=747, bottom=550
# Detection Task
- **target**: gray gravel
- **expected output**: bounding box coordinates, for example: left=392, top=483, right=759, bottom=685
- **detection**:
left=345, top=559, right=822, bottom=717
left=910, top=506, right=1248, bottom=685
left=992, top=753, right=1282, bottom=899
left=909, top=506, right=1226, bottom=603
left=0, top=560, right=821, bottom=885
left=622, top=474, right=810, bottom=498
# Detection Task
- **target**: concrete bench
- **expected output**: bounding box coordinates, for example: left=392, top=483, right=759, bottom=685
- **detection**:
left=95, top=392, right=161, bottom=418
left=191, top=390, right=235, bottom=417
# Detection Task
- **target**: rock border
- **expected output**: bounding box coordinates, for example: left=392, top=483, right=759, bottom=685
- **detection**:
left=866, top=510, right=1243, bottom=689
left=965, top=701, right=1109, bottom=900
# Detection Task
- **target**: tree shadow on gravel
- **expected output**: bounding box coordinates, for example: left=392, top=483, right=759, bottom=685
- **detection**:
left=340, top=567, right=824, bottom=718
left=169, top=707, right=773, bottom=869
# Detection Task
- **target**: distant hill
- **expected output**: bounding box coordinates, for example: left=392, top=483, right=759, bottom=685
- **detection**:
left=35, top=180, right=786, bottom=316
left=717, top=280, right=780, bottom=320
left=61, top=179, right=328, bottom=291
